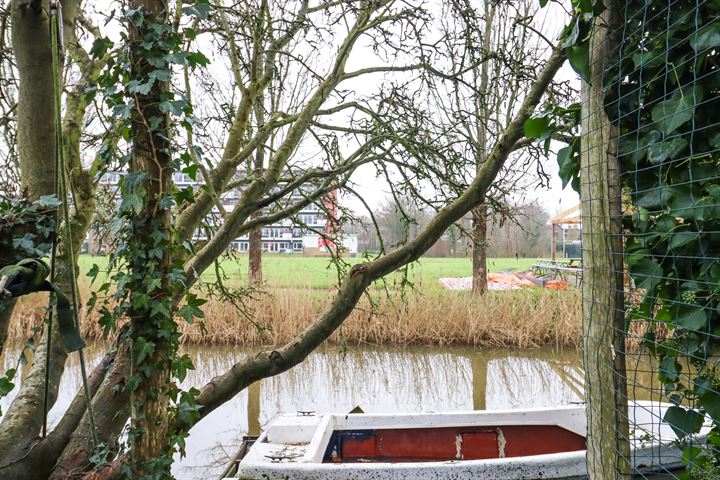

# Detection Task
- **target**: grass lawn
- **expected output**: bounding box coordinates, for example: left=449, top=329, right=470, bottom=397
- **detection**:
left=77, top=254, right=537, bottom=291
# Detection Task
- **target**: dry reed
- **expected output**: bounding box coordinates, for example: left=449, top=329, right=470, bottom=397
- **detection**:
left=7, top=288, right=583, bottom=348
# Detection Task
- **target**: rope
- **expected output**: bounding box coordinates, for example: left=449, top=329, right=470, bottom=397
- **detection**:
left=46, top=1, right=99, bottom=448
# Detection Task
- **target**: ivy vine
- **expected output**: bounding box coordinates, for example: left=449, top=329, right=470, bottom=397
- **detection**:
left=86, top=1, right=211, bottom=475
left=605, top=0, right=720, bottom=475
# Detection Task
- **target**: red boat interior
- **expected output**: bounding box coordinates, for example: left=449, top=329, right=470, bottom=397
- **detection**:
left=322, top=425, right=586, bottom=463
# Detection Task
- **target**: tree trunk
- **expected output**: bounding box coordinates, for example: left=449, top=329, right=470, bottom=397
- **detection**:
left=127, top=0, right=173, bottom=474
left=1, top=0, right=56, bottom=360
left=248, top=224, right=263, bottom=283
left=48, top=345, right=130, bottom=480
left=248, top=102, right=265, bottom=284
left=580, top=1, right=631, bottom=478
left=12, top=0, right=55, bottom=201
left=0, top=300, right=14, bottom=359
left=0, top=349, right=115, bottom=480
left=471, top=205, right=488, bottom=295
left=0, top=0, right=82, bottom=463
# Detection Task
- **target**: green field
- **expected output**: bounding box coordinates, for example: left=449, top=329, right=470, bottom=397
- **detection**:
left=77, top=254, right=537, bottom=290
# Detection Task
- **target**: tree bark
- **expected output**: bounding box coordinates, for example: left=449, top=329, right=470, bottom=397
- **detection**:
left=1, top=0, right=92, bottom=466
left=11, top=0, right=55, bottom=201
left=248, top=223, right=263, bottom=283
left=0, top=299, right=14, bottom=359
left=248, top=104, right=265, bottom=284
left=580, top=1, right=631, bottom=478
left=471, top=205, right=488, bottom=295
left=126, top=0, right=173, bottom=474
left=49, top=344, right=130, bottom=480
left=0, top=350, right=114, bottom=480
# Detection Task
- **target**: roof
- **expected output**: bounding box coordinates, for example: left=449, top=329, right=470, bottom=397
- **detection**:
left=550, top=204, right=581, bottom=225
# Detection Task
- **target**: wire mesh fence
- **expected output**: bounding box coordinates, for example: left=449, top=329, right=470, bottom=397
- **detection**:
left=582, top=0, right=720, bottom=478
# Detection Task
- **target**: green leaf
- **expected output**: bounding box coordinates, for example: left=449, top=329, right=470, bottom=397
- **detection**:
left=557, top=145, right=580, bottom=189
left=539, top=0, right=549, bottom=6
left=663, top=406, right=704, bottom=439
left=701, top=391, right=720, bottom=422
left=647, top=137, right=688, bottom=164
left=561, top=19, right=580, bottom=49
left=182, top=1, right=213, bottom=19
left=0, top=371, right=16, bottom=396
left=37, top=195, right=61, bottom=208
left=173, top=354, right=195, bottom=382
left=178, top=293, right=206, bottom=324
left=690, top=22, right=720, bottom=51
left=187, top=52, right=210, bottom=68
left=523, top=116, right=551, bottom=139
left=668, top=231, right=698, bottom=250
left=628, top=258, right=663, bottom=291
left=566, top=42, right=591, bottom=84
left=135, top=338, right=155, bottom=365
left=659, top=356, right=681, bottom=383
left=673, top=306, right=707, bottom=330
left=635, top=188, right=672, bottom=209
left=651, top=86, right=703, bottom=135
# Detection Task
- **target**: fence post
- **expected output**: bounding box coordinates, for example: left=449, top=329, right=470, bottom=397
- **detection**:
left=580, top=0, right=631, bottom=478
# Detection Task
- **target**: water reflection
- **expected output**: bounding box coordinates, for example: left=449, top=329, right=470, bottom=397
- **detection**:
left=0, top=344, right=658, bottom=479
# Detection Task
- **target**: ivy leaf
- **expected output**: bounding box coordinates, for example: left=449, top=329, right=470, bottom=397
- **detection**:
left=651, top=86, right=703, bottom=135
left=673, top=306, right=707, bottom=331
left=539, top=0, right=549, bottom=6
left=701, top=391, right=720, bottom=422
left=182, top=164, right=200, bottom=181
left=663, top=406, right=704, bottom=439
left=173, top=354, right=195, bottom=382
left=647, top=137, right=688, bottom=164
left=690, top=22, right=720, bottom=51
left=182, top=1, right=213, bottom=19
left=561, top=19, right=580, bottom=49
left=557, top=145, right=580, bottom=189
left=135, top=338, right=155, bottom=365
left=635, top=188, right=672, bottom=209
left=668, top=231, right=698, bottom=250
left=90, top=37, right=113, bottom=59
left=566, top=42, right=591, bottom=84
left=187, top=52, right=210, bottom=68
left=628, top=258, right=663, bottom=291
left=178, top=293, right=206, bottom=324
left=37, top=195, right=61, bottom=208
left=659, top=356, right=680, bottom=383
left=0, top=369, right=16, bottom=396
left=523, top=116, right=551, bottom=139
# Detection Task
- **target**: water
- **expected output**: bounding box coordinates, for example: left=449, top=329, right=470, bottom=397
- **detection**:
left=0, top=344, right=652, bottom=479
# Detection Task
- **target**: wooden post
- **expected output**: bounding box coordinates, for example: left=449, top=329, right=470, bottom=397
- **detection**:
left=471, top=353, right=488, bottom=411
left=551, top=223, right=557, bottom=260
left=247, top=380, right=261, bottom=437
left=580, top=1, right=631, bottom=479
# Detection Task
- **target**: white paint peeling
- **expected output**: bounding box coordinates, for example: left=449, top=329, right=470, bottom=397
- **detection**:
left=454, top=434, right=463, bottom=460
left=496, top=428, right=507, bottom=458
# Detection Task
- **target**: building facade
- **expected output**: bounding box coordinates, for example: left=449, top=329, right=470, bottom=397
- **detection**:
left=94, top=172, right=357, bottom=256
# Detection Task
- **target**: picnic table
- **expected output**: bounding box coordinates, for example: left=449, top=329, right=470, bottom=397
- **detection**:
left=532, top=258, right=583, bottom=287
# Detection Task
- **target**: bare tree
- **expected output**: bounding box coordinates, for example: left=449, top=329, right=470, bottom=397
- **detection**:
left=430, top=0, right=565, bottom=293
left=0, top=0, right=572, bottom=477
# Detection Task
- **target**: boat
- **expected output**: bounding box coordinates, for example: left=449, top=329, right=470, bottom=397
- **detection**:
left=224, top=400, right=708, bottom=480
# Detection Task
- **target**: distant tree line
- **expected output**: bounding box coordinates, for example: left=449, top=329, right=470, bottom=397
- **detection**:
left=348, top=198, right=554, bottom=259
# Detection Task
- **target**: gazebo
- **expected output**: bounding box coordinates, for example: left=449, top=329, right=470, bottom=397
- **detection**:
left=549, top=204, right=581, bottom=260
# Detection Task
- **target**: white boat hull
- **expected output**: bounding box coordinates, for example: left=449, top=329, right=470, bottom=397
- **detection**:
left=230, top=401, right=705, bottom=480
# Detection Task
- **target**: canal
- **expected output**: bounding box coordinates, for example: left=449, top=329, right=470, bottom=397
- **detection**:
left=1, top=344, right=660, bottom=479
